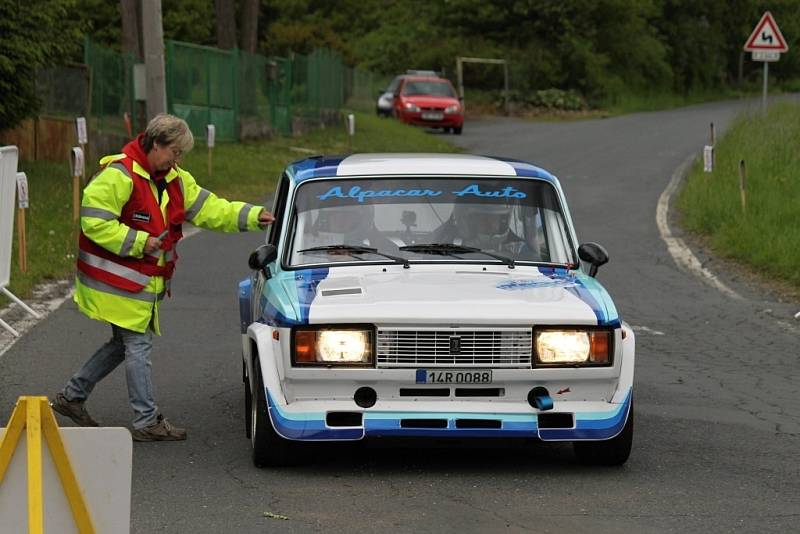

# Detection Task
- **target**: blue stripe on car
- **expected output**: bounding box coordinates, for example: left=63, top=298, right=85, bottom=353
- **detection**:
left=536, top=266, right=620, bottom=327
left=290, top=156, right=346, bottom=183
left=488, top=155, right=558, bottom=185
left=257, top=268, right=330, bottom=327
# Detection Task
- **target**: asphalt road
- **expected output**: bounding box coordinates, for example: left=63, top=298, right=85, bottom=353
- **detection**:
left=2, top=99, right=800, bottom=533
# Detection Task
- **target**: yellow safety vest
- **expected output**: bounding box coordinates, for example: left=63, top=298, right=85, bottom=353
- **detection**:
left=74, top=154, right=263, bottom=334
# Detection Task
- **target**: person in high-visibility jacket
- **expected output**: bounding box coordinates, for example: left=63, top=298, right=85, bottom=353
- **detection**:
left=50, top=114, right=274, bottom=441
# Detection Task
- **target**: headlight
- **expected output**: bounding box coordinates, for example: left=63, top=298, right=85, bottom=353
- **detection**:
left=404, top=102, right=420, bottom=112
left=534, top=329, right=612, bottom=366
left=293, top=327, right=374, bottom=366
left=444, top=104, right=460, bottom=114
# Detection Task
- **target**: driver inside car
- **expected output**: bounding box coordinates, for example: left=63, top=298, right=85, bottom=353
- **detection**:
left=306, top=204, right=397, bottom=252
left=433, top=202, right=534, bottom=257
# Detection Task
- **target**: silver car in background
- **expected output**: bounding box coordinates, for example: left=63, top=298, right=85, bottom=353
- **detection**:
left=376, top=71, right=442, bottom=117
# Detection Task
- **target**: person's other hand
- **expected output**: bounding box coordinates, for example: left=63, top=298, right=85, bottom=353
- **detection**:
left=257, top=209, right=275, bottom=229
left=144, top=236, right=163, bottom=254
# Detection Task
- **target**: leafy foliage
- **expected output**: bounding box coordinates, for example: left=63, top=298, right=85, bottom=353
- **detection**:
left=0, top=0, right=85, bottom=130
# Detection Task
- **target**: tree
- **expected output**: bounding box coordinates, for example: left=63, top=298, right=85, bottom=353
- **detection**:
left=0, top=0, right=85, bottom=130
left=215, top=0, right=237, bottom=49
left=239, top=0, right=260, bottom=53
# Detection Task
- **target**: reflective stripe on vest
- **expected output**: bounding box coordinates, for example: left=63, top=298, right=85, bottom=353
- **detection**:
left=77, top=272, right=165, bottom=302
left=238, top=203, right=255, bottom=231
left=79, top=250, right=151, bottom=287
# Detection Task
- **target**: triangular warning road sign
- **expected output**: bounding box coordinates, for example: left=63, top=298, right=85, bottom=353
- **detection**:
left=744, top=11, right=788, bottom=52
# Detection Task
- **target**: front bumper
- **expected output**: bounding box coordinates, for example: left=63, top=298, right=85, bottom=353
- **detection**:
left=398, top=112, right=463, bottom=128
left=266, top=387, right=631, bottom=442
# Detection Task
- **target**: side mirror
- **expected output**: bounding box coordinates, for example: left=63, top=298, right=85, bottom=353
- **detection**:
left=248, top=244, right=278, bottom=277
left=578, top=242, right=609, bottom=278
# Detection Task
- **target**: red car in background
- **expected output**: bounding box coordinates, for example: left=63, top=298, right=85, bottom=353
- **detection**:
left=393, top=76, right=464, bottom=134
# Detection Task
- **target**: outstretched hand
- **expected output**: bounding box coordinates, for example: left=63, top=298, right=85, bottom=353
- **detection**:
left=257, top=209, right=275, bottom=229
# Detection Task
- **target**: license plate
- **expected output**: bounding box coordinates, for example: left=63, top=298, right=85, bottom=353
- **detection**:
left=421, top=112, right=443, bottom=121
left=416, top=369, right=493, bottom=384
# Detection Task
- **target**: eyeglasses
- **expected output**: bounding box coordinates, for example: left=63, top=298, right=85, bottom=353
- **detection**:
left=161, top=144, right=182, bottom=157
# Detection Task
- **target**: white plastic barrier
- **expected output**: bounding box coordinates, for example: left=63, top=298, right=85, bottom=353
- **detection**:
left=0, top=145, right=41, bottom=336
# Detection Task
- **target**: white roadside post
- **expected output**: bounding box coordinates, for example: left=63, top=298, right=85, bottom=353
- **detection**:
left=743, top=12, right=789, bottom=114
left=15, top=172, right=29, bottom=274
left=703, top=122, right=715, bottom=173
left=207, top=124, right=215, bottom=177
left=70, top=147, right=85, bottom=223
left=346, top=114, right=355, bottom=152
left=75, top=117, right=88, bottom=179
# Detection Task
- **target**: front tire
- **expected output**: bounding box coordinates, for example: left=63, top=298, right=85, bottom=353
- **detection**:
left=243, top=361, right=252, bottom=438
left=453, top=126, right=463, bottom=135
left=573, top=400, right=633, bottom=466
left=251, top=363, right=297, bottom=467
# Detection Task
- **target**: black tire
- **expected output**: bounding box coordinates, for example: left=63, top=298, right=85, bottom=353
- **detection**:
left=573, top=400, right=633, bottom=466
left=453, top=126, right=463, bottom=135
left=251, top=363, right=297, bottom=467
left=243, top=361, right=252, bottom=438
left=443, top=127, right=451, bottom=134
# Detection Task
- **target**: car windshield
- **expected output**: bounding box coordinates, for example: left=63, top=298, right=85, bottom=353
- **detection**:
left=402, top=80, right=456, bottom=97
left=287, top=177, right=577, bottom=267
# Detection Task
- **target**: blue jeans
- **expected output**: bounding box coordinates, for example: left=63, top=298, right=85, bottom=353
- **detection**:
left=63, top=324, right=158, bottom=429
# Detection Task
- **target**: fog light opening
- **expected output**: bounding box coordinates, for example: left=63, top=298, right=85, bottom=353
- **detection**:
left=354, top=386, right=377, bottom=408
left=527, top=386, right=553, bottom=411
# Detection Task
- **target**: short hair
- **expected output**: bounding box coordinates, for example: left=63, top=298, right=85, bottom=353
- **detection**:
left=141, top=114, right=194, bottom=154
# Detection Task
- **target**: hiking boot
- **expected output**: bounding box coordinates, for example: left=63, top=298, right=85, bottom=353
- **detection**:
left=131, top=414, right=187, bottom=442
left=50, top=393, right=99, bottom=427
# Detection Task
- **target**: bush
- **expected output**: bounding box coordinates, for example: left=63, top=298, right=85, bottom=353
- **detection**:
left=526, top=89, right=587, bottom=111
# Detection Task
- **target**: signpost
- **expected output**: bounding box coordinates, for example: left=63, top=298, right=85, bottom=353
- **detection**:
left=206, top=124, right=215, bottom=177
left=15, top=172, right=28, bottom=273
left=70, top=147, right=85, bottom=222
left=743, top=12, right=789, bottom=114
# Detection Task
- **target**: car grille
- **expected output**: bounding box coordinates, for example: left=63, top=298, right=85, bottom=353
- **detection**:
left=376, top=327, right=532, bottom=368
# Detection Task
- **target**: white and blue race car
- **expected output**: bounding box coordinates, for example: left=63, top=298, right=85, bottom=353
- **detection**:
left=239, top=153, right=634, bottom=466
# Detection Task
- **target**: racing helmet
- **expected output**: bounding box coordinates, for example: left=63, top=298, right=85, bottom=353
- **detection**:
left=452, top=202, right=512, bottom=242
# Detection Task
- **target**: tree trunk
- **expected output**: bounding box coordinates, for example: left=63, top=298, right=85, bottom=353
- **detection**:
left=121, top=0, right=142, bottom=60
left=215, top=0, right=238, bottom=49
left=239, top=0, right=260, bottom=53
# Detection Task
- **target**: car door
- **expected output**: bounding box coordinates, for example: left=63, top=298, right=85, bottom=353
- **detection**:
left=252, top=173, right=290, bottom=321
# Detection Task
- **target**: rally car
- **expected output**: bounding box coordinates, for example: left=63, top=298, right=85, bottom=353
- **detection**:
left=238, top=153, right=634, bottom=467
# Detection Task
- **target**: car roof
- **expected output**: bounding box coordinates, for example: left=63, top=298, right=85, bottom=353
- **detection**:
left=402, top=76, right=451, bottom=83
left=285, top=153, right=558, bottom=185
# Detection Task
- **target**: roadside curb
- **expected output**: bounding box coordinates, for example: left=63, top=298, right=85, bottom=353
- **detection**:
left=656, top=154, right=744, bottom=300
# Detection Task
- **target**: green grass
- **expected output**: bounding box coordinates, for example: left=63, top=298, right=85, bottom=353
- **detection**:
left=677, top=101, right=800, bottom=290
left=3, top=111, right=460, bottom=303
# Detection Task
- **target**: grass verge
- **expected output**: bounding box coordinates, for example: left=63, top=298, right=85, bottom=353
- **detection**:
left=3, top=112, right=460, bottom=303
left=677, top=101, right=800, bottom=291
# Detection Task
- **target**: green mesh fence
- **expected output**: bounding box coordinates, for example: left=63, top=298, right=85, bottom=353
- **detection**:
left=80, top=38, right=383, bottom=141
left=166, top=40, right=238, bottom=142
left=292, top=49, right=345, bottom=119
left=268, top=57, right=293, bottom=136
left=346, top=68, right=390, bottom=113
left=84, top=38, right=135, bottom=135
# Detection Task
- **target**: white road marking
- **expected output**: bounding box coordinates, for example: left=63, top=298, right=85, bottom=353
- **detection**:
left=656, top=155, right=743, bottom=300
left=631, top=325, right=665, bottom=336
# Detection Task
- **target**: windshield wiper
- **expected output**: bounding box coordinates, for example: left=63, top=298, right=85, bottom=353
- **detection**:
left=399, top=243, right=515, bottom=269
left=297, top=244, right=410, bottom=269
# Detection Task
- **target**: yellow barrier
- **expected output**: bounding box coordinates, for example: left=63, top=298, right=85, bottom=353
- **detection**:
left=0, top=396, right=95, bottom=533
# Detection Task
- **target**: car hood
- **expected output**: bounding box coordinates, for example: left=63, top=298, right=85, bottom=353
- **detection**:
left=264, top=266, right=620, bottom=327
left=403, top=95, right=459, bottom=108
